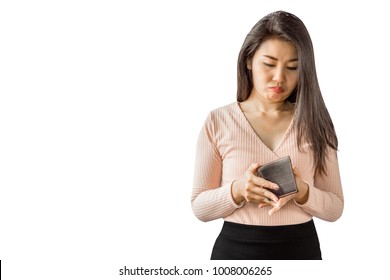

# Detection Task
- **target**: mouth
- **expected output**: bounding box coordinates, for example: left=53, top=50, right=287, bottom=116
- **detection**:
left=269, top=86, right=285, bottom=94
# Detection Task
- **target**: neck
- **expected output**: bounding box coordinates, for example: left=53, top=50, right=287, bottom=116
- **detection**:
left=244, top=93, right=293, bottom=114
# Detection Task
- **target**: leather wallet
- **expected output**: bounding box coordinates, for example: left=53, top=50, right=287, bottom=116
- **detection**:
left=257, top=156, right=298, bottom=197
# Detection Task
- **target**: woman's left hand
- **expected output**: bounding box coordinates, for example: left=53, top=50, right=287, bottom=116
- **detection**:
left=259, top=167, right=309, bottom=215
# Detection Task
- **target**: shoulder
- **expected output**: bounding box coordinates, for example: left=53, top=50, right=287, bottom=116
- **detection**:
left=200, top=102, right=242, bottom=138
left=206, top=102, right=240, bottom=123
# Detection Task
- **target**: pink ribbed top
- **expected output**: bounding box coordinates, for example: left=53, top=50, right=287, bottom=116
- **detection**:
left=191, top=102, right=344, bottom=226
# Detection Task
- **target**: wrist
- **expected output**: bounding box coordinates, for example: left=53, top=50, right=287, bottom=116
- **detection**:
left=231, top=180, right=245, bottom=204
left=295, top=182, right=309, bottom=204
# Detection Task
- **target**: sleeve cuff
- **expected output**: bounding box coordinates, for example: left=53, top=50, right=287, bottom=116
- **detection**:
left=294, top=180, right=311, bottom=206
left=228, top=180, right=246, bottom=208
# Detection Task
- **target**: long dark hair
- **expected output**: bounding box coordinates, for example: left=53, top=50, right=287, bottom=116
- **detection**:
left=237, top=11, right=338, bottom=176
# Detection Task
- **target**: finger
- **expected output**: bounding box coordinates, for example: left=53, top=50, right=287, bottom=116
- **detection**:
left=245, top=192, right=268, bottom=203
left=293, top=166, right=301, bottom=177
left=268, top=197, right=289, bottom=215
left=249, top=186, right=278, bottom=203
left=268, top=205, right=280, bottom=215
left=245, top=190, right=275, bottom=204
left=248, top=162, right=261, bottom=174
left=249, top=177, right=279, bottom=202
left=253, top=176, right=279, bottom=191
left=258, top=198, right=275, bottom=208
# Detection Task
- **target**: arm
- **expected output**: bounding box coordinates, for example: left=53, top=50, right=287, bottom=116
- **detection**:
left=295, top=149, right=344, bottom=222
left=191, top=118, right=244, bottom=222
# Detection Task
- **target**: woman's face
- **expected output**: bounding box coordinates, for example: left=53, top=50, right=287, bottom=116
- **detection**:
left=248, top=38, right=299, bottom=103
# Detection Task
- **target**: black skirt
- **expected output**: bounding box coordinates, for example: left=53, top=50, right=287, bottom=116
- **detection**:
left=211, top=220, right=322, bottom=260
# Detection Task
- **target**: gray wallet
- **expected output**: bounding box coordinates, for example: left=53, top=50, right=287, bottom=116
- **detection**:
left=257, top=156, right=298, bottom=197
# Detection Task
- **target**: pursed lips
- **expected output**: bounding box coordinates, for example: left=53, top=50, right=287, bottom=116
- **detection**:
left=269, top=86, right=285, bottom=93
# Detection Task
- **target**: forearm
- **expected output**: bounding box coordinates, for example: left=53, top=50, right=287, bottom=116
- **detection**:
left=295, top=149, right=344, bottom=221
left=191, top=182, right=244, bottom=222
left=231, top=180, right=245, bottom=204
left=294, top=180, right=309, bottom=204
left=297, top=185, right=344, bottom=222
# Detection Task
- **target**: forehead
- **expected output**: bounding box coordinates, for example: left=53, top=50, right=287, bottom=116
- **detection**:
left=255, top=38, right=298, bottom=60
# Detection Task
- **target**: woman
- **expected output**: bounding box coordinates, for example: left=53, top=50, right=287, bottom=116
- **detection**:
left=191, top=11, right=344, bottom=260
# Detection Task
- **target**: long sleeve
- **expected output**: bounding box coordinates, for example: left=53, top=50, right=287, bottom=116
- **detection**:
left=296, top=149, right=344, bottom=222
left=191, top=117, right=243, bottom=222
left=190, top=102, right=344, bottom=226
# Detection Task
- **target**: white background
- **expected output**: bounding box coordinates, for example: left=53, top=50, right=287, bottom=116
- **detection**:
left=1, top=0, right=389, bottom=279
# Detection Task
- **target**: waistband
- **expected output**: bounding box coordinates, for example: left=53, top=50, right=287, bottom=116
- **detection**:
left=220, top=220, right=317, bottom=242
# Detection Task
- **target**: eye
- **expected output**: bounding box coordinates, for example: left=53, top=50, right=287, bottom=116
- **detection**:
left=263, top=63, right=275, bottom=68
left=287, top=66, right=298, bottom=71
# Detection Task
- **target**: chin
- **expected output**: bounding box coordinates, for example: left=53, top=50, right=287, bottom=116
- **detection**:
left=268, top=94, right=289, bottom=102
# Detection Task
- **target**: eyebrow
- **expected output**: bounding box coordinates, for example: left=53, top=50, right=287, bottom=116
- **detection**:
left=263, top=55, right=298, bottom=62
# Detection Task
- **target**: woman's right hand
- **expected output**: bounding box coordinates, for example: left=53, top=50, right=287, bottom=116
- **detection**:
left=231, top=163, right=279, bottom=206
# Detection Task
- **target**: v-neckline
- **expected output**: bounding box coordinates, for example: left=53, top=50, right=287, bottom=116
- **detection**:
left=235, top=101, right=295, bottom=154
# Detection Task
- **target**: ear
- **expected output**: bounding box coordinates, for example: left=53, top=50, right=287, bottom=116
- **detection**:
left=246, top=59, right=252, bottom=70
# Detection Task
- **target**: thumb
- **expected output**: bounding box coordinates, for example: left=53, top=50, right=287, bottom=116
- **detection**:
left=293, top=166, right=301, bottom=176
left=248, top=162, right=261, bottom=174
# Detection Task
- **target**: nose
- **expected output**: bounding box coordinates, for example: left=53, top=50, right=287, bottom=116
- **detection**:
left=272, top=67, right=286, bottom=83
